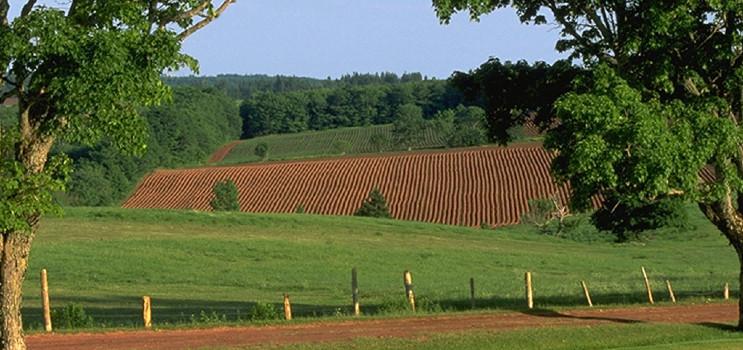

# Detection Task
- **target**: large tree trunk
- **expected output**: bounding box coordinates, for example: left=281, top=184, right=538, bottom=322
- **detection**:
left=699, top=201, right=743, bottom=330
left=0, top=231, right=33, bottom=350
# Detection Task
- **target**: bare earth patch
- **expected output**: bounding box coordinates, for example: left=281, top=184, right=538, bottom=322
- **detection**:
left=27, top=303, right=737, bottom=350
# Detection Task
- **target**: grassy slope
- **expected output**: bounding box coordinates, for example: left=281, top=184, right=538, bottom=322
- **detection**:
left=219, top=124, right=448, bottom=164
left=22, top=206, right=738, bottom=330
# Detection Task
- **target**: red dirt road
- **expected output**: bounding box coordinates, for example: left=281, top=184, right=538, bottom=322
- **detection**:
left=27, top=304, right=737, bottom=350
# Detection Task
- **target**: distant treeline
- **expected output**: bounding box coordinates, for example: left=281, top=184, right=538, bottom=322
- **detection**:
left=164, top=72, right=435, bottom=100
left=240, top=80, right=464, bottom=138
left=60, top=87, right=241, bottom=206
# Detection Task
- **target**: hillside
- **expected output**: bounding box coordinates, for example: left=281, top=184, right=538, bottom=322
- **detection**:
left=22, top=207, right=737, bottom=328
left=214, top=124, right=449, bottom=164
left=125, top=144, right=594, bottom=227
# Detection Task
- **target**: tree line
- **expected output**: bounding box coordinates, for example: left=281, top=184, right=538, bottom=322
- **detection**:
left=60, top=87, right=241, bottom=206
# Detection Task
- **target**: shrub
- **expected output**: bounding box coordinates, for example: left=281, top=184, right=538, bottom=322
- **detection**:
left=210, top=179, right=240, bottom=211
left=52, top=304, right=94, bottom=329
left=332, top=140, right=352, bottom=155
left=249, top=302, right=281, bottom=321
left=254, top=142, right=269, bottom=161
left=294, top=203, right=305, bottom=214
left=368, top=133, right=390, bottom=152
left=354, top=187, right=391, bottom=218
left=520, top=198, right=557, bottom=226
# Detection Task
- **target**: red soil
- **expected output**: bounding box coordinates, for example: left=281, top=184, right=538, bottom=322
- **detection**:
left=124, top=144, right=598, bottom=227
left=27, top=303, right=738, bottom=350
left=207, top=141, right=243, bottom=163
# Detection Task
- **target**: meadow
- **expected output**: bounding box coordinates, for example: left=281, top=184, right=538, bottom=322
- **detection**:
left=22, top=206, right=739, bottom=331
left=219, top=124, right=448, bottom=164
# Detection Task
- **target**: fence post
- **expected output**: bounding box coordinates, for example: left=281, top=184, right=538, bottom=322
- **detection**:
left=581, top=281, right=593, bottom=307
left=525, top=272, right=533, bottom=309
left=666, top=280, right=676, bottom=304
left=641, top=267, right=654, bottom=304
left=403, top=271, right=416, bottom=312
left=40, top=269, right=52, bottom=332
left=725, top=283, right=730, bottom=300
left=142, top=296, right=152, bottom=329
left=352, top=267, right=360, bottom=316
left=283, top=294, right=292, bottom=320
left=470, top=277, right=476, bottom=309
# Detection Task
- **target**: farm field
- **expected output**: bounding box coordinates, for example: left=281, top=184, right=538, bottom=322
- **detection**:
left=216, top=124, right=449, bottom=164
left=126, top=144, right=586, bottom=227
left=21, top=206, right=738, bottom=330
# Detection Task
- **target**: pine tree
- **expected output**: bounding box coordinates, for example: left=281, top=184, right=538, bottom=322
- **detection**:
left=354, top=187, right=391, bottom=218
left=210, top=180, right=240, bottom=212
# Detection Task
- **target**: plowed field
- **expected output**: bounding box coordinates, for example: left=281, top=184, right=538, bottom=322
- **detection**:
left=124, top=144, right=593, bottom=227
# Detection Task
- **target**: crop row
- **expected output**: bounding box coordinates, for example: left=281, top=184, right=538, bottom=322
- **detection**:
left=125, top=144, right=587, bottom=227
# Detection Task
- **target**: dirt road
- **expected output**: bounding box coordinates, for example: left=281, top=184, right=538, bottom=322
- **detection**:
left=27, top=303, right=737, bottom=350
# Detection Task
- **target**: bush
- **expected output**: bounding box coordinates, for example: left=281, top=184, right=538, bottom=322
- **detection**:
left=210, top=179, right=240, bottom=211
left=254, top=142, right=269, bottom=160
left=592, top=196, right=690, bottom=242
left=294, top=203, right=305, bottom=214
left=521, top=198, right=557, bottom=226
left=354, top=187, right=391, bottom=218
left=52, top=304, right=94, bottom=329
left=249, top=302, right=281, bottom=321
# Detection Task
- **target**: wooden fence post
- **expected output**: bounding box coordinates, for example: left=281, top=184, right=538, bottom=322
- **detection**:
left=352, top=267, right=360, bottom=316
left=525, top=272, right=533, bottom=309
left=666, top=280, right=676, bottom=304
left=142, top=296, right=152, bottom=329
left=725, top=283, right=730, bottom=300
left=403, top=271, right=416, bottom=312
left=641, top=267, right=654, bottom=304
left=40, top=269, right=52, bottom=332
left=580, top=281, right=593, bottom=307
left=470, top=277, right=476, bottom=309
left=283, top=294, right=292, bottom=320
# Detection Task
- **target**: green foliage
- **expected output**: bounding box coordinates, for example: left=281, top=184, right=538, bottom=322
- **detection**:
left=239, top=80, right=463, bottom=138
left=354, top=187, right=391, bottom=218
left=210, top=180, right=240, bottom=212
left=294, top=204, right=305, bottom=214
left=546, top=66, right=733, bottom=211
left=254, top=142, right=269, bottom=161
left=448, top=59, right=580, bottom=144
left=52, top=304, right=94, bottom=329
left=64, top=87, right=241, bottom=206
left=249, top=302, right=281, bottom=321
left=520, top=198, right=556, bottom=226
left=392, top=104, right=426, bottom=149
left=593, top=196, right=691, bottom=242
left=331, top=140, right=352, bottom=155
left=442, top=105, right=488, bottom=147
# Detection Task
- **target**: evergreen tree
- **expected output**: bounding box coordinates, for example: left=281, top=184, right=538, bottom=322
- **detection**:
left=210, top=180, right=240, bottom=212
left=354, top=187, right=391, bottom=218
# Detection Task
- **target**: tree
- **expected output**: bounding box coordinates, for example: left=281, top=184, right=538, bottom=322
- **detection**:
left=354, top=187, right=391, bottom=218
left=392, top=104, right=426, bottom=150
left=0, top=1, right=235, bottom=348
left=254, top=142, right=269, bottom=161
left=433, top=0, right=743, bottom=328
left=210, top=179, right=240, bottom=212
left=445, top=105, right=488, bottom=147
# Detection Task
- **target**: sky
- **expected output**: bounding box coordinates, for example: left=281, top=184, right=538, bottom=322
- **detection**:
left=9, top=0, right=567, bottom=79
left=178, top=0, right=567, bottom=79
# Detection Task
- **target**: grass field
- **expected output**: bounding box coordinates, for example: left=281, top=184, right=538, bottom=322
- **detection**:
left=21, top=206, right=739, bottom=331
left=220, top=324, right=743, bottom=350
left=219, top=124, right=448, bottom=164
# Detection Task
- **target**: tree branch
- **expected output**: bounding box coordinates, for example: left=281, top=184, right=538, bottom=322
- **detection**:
left=177, top=0, right=212, bottom=21
left=20, top=0, right=36, bottom=17
left=176, top=0, right=235, bottom=40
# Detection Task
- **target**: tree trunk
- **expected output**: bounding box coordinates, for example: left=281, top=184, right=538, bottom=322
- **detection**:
left=699, top=201, right=743, bottom=330
left=0, top=231, right=33, bottom=350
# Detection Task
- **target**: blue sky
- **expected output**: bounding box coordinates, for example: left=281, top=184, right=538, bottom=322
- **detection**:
left=10, top=0, right=566, bottom=79
left=179, top=0, right=566, bottom=78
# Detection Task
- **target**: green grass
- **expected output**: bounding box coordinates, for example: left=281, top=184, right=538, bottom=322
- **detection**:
left=219, top=124, right=449, bottom=164
left=212, top=324, right=743, bottom=350
left=22, top=206, right=739, bottom=331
